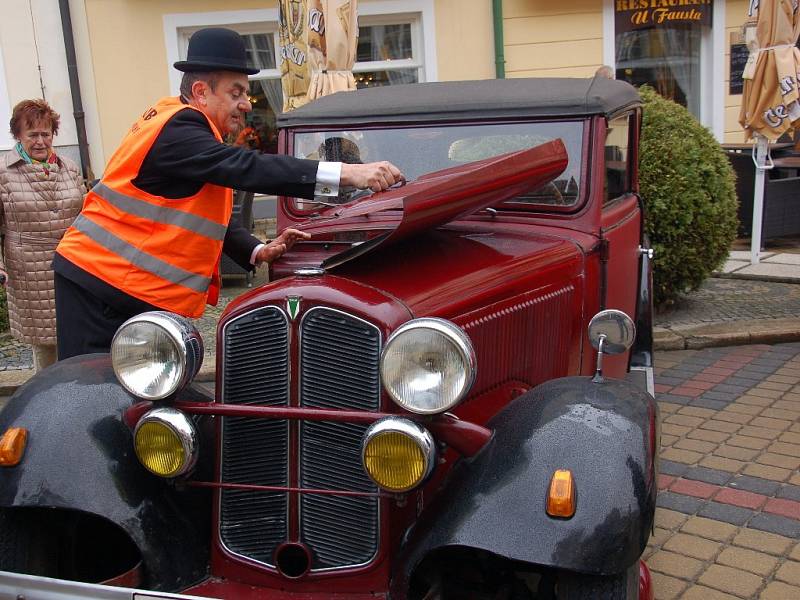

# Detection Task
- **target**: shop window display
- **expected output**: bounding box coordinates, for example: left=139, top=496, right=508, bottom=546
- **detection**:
left=615, top=24, right=702, bottom=118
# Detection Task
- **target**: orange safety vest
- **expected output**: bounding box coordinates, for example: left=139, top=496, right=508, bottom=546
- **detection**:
left=57, top=97, right=233, bottom=318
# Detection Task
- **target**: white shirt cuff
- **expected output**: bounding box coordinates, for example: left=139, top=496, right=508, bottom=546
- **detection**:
left=315, top=162, right=342, bottom=196
left=250, top=243, right=266, bottom=265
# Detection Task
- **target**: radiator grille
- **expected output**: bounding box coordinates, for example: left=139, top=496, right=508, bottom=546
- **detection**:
left=219, top=305, right=381, bottom=571
left=299, top=308, right=381, bottom=569
left=219, top=306, right=289, bottom=566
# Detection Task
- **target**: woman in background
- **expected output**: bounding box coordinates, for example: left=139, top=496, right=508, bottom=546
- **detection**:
left=0, top=99, right=84, bottom=370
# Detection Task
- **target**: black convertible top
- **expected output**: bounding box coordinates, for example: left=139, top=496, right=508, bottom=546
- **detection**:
left=277, top=77, right=640, bottom=128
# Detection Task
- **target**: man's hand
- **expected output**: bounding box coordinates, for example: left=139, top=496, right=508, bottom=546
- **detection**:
left=255, top=228, right=311, bottom=265
left=340, top=161, right=405, bottom=192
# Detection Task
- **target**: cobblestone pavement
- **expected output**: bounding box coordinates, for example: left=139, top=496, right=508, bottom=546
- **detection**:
left=654, top=278, right=800, bottom=328
left=0, top=297, right=234, bottom=372
left=649, top=343, right=800, bottom=599
left=0, top=270, right=266, bottom=372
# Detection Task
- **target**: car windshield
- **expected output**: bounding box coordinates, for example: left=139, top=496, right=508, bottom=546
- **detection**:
left=291, top=121, right=584, bottom=212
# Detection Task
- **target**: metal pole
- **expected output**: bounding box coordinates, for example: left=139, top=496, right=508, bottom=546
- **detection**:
left=492, top=0, right=505, bottom=79
left=750, top=134, right=772, bottom=265
left=58, top=0, right=94, bottom=181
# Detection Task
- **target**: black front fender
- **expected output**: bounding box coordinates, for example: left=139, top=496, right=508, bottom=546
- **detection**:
left=394, top=376, right=658, bottom=591
left=0, top=355, right=213, bottom=591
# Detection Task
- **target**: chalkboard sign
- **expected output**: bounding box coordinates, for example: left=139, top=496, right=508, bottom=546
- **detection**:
left=730, top=44, right=749, bottom=95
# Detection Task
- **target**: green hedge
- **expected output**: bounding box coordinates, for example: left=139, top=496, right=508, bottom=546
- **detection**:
left=638, top=85, right=738, bottom=306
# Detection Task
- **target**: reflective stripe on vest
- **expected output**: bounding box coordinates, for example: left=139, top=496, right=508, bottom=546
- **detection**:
left=71, top=214, right=211, bottom=293
left=92, top=182, right=227, bottom=241
left=55, top=97, right=232, bottom=317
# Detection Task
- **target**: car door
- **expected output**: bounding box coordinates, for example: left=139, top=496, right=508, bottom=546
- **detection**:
left=599, top=113, right=642, bottom=379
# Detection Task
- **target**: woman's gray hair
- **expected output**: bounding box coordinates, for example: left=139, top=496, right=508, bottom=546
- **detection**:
left=179, top=72, right=221, bottom=100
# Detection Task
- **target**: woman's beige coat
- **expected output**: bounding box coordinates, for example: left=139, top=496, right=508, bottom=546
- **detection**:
left=0, top=150, right=84, bottom=344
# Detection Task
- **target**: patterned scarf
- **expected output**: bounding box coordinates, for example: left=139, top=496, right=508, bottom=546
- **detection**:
left=15, top=142, right=58, bottom=175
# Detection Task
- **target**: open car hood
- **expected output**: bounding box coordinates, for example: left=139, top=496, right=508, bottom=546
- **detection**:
left=297, top=139, right=568, bottom=270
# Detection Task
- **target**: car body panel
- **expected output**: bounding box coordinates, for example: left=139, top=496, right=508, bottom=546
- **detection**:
left=600, top=193, right=644, bottom=376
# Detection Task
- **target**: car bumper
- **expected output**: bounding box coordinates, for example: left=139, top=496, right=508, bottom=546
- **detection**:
left=0, top=571, right=218, bottom=600
left=0, top=571, right=390, bottom=599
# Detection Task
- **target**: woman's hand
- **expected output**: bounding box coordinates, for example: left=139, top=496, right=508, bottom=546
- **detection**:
left=255, top=228, right=311, bottom=265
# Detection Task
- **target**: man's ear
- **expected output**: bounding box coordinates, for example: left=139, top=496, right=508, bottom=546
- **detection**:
left=191, top=80, right=208, bottom=105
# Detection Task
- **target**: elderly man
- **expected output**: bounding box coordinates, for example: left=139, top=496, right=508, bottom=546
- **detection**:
left=54, top=27, right=403, bottom=359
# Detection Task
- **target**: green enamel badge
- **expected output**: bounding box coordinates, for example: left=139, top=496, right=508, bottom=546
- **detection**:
left=286, top=296, right=302, bottom=320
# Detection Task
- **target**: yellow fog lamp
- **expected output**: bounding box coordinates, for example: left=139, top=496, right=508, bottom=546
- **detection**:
left=362, top=418, right=436, bottom=493
left=134, top=407, right=198, bottom=477
left=546, top=469, right=576, bottom=518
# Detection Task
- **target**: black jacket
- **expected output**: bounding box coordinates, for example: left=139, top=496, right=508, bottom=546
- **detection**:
left=54, top=106, right=319, bottom=314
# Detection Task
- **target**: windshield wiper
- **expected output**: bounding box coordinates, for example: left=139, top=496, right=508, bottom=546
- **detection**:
left=309, top=199, right=343, bottom=208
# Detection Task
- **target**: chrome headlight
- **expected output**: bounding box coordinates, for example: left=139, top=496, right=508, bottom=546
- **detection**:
left=111, top=311, right=203, bottom=400
left=134, top=407, right=198, bottom=477
left=380, top=318, right=476, bottom=415
left=362, top=417, right=436, bottom=492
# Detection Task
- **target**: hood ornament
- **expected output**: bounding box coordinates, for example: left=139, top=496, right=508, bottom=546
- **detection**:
left=286, top=296, right=302, bottom=321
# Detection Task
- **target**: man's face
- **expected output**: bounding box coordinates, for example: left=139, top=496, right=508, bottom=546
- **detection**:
left=197, top=71, right=252, bottom=136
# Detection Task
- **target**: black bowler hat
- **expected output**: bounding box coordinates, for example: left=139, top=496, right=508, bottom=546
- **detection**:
left=173, top=28, right=259, bottom=75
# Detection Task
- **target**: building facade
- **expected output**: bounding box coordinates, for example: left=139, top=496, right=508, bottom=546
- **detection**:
left=0, top=0, right=754, bottom=173
left=0, top=0, right=101, bottom=171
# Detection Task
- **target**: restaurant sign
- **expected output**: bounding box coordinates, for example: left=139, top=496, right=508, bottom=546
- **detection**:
left=615, top=0, right=713, bottom=32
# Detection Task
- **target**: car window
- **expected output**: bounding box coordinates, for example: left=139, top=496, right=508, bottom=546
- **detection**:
left=291, top=121, right=584, bottom=211
left=604, top=115, right=631, bottom=204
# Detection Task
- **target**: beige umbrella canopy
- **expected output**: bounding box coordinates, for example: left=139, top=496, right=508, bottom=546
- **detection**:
left=739, top=0, right=800, bottom=141
left=279, top=0, right=312, bottom=111
left=306, top=0, right=358, bottom=101
left=738, top=0, right=800, bottom=264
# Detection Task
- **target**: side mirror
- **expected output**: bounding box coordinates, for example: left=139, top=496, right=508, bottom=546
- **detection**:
left=587, top=309, right=635, bottom=382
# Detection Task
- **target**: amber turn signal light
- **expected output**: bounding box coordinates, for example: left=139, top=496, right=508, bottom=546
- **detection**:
left=546, top=469, right=576, bottom=518
left=0, top=427, right=28, bottom=467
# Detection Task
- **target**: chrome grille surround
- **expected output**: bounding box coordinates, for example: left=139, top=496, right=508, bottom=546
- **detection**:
left=299, top=307, right=381, bottom=571
left=218, top=304, right=382, bottom=572
left=219, top=305, right=290, bottom=567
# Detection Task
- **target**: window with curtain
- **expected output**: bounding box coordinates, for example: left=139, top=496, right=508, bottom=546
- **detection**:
left=241, top=32, right=282, bottom=154
left=615, top=24, right=702, bottom=118
left=178, top=15, right=424, bottom=155
left=354, top=22, right=420, bottom=87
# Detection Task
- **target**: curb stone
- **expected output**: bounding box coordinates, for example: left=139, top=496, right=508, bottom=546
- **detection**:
left=0, top=369, right=32, bottom=396
left=654, top=317, right=800, bottom=351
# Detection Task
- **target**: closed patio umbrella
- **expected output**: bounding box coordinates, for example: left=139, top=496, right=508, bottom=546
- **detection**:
left=306, top=0, right=358, bottom=101
left=279, top=0, right=312, bottom=111
left=738, top=0, right=800, bottom=263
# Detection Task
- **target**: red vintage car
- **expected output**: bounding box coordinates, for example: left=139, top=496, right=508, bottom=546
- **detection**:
left=0, top=77, right=657, bottom=599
